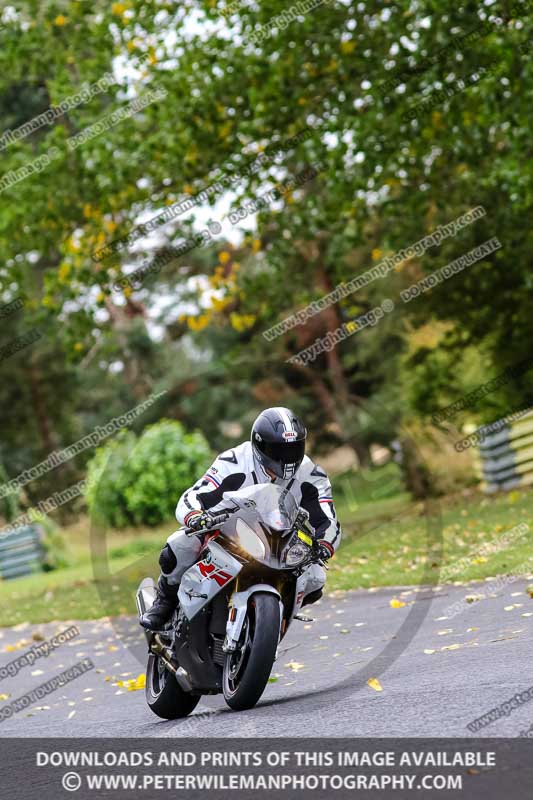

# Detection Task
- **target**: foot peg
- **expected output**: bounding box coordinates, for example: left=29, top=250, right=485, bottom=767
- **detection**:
left=294, top=614, right=315, bottom=622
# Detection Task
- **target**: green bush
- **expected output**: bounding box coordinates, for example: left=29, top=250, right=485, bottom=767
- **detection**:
left=28, top=510, right=70, bottom=571
left=85, top=420, right=212, bottom=528
left=0, top=458, right=20, bottom=523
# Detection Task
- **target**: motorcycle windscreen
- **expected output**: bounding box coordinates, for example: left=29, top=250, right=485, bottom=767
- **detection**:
left=224, top=483, right=299, bottom=531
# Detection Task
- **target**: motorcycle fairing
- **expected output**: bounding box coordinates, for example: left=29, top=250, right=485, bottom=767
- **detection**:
left=178, top=540, right=242, bottom=620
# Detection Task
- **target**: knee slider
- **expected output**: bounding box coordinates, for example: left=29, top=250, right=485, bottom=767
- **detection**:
left=159, top=544, right=177, bottom=574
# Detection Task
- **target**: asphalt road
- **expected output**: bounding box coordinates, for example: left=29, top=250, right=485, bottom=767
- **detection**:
left=1, top=579, right=532, bottom=738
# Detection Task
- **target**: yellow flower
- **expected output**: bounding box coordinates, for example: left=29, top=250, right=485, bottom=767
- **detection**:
left=123, top=286, right=132, bottom=298
left=219, top=251, right=231, bottom=265
left=54, top=15, right=67, bottom=26
left=297, top=97, right=307, bottom=106
left=230, top=312, right=255, bottom=332
left=185, top=145, right=198, bottom=163
left=219, top=122, right=232, bottom=140
left=96, top=291, right=105, bottom=303
left=187, top=314, right=210, bottom=332
left=111, top=2, right=127, bottom=14
left=341, top=40, right=356, bottom=55
left=371, top=248, right=382, bottom=261
left=211, top=295, right=230, bottom=312
left=65, top=237, right=80, bottom=253
left=252, top=239, right=261, bottom=253
left=104, top=219, right=117, bottom=233
left=58, top=263, right=71, bottom=282
left=74, top=342, right=83, bottom=352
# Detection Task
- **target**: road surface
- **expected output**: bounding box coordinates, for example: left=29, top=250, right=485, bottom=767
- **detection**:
left=1, top=580, right=532, bottom=738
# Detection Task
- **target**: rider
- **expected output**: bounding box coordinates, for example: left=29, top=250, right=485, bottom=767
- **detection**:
left=140, top=407, right=342, bottom=630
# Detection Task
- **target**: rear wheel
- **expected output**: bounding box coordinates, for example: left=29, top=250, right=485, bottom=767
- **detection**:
left=223, top=592, right=280, bottom=711
left=145, top=653, right=200, bottom=719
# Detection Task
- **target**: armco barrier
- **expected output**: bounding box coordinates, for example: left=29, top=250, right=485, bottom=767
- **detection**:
left=0, top=524, right=44, bottom=579
left=474, top=409, right=533, bottom=492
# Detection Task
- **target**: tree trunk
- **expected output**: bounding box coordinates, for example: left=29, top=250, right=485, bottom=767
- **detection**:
left=399, top=436, right=433, bottom=499
left=287, top=362, right=370, bottom=468
left=27, top=362, right=55, bottom=453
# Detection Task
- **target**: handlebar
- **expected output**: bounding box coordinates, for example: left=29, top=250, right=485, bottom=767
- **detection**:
left=183, top=512, right=231, bottom=537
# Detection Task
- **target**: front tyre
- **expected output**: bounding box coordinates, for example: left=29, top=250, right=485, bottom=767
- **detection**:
left=223, top=592, right=280, bottom=711
left=145, top=653, right=201, bottom=719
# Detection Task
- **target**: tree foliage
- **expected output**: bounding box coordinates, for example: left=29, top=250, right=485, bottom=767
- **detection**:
left=0, top=0, right=531, bottom=503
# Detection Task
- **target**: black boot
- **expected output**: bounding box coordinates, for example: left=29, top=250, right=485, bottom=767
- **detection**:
left=302, top=588, right=323, bottom=607
left=140, top=575, right=178, bottom=630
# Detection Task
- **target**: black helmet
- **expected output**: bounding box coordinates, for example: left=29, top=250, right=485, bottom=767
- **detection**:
left=251, top=407, right=307, bottom=480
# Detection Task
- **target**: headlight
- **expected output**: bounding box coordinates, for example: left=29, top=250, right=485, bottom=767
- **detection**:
left=235, top=519, right=266, bottom=559
left=285, top=542, right=310, bottom=566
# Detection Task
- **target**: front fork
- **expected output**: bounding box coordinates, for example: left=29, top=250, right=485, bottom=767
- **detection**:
left=224, top=582, right=284, bottom=653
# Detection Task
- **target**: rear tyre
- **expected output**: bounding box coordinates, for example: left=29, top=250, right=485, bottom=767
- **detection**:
left=223, top=592, right=280, bottom=711
left=145, top=653, right=200, bottom=719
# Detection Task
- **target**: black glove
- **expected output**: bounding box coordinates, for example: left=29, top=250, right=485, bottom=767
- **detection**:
left=185, top=511, right=214, bottom=531
left=317, top=540, right=335, bottom=561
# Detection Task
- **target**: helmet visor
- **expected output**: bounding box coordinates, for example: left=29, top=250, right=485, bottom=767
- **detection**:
left=258, top=439, right=305, bottom=467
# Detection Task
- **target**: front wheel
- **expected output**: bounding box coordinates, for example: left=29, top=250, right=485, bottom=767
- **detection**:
left=223, top=592, right=280, bottom=711
left=145, top=653, right=201, bottom=719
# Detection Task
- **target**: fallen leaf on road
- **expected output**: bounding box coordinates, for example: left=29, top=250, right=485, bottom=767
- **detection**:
left=367, top=678, right=383, bottom=692
left=0, top=693, right=10, bottom=701
left=390, top=598, right=406, bottom=608
left=424, top=649, right=436, bottom=655
left=285, top=661, right=305, bottom=672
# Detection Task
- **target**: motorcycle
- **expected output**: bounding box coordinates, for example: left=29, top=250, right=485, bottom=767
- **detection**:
left=136, top=483, right=327, bottom=717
